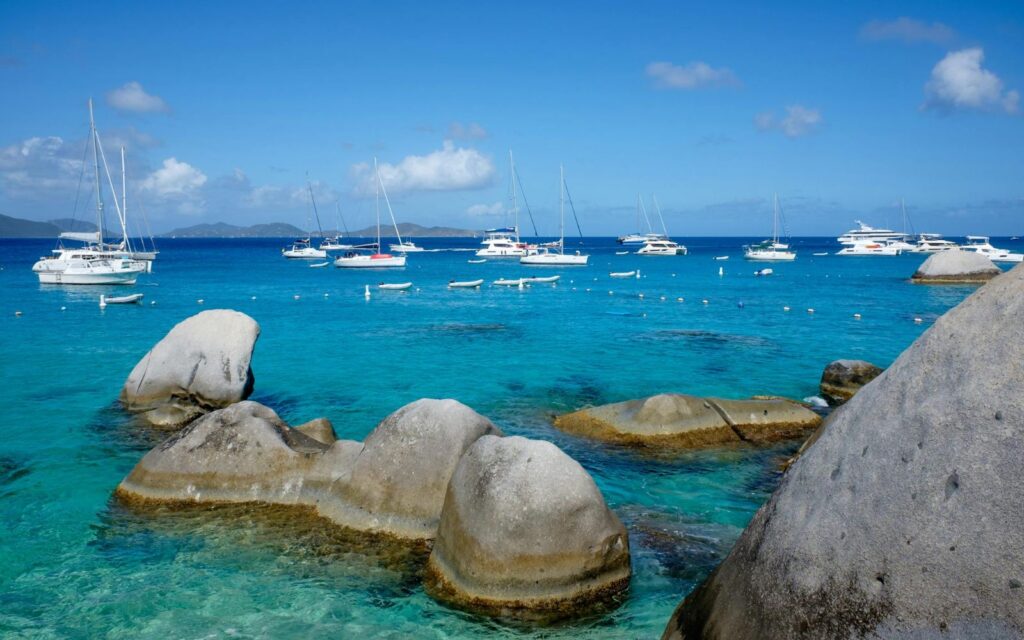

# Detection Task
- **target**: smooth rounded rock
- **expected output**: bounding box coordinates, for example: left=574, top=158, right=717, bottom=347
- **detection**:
left=819, top=359, right=884, bottom=406
left=554, top=393, right=821, bottom=448
left=911, top=249, right=1000, bottom=284
left=293, top=417, right=337, bottom=445
left=120, top=310, right=260, bottom=427
left=663, top=263, right=1024, bottom=639
left=425, top=435, right=631, bottom=617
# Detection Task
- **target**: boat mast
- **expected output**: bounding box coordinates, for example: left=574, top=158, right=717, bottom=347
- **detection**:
left=376, top=159, right=405, bottom=247
left=306, top=178, right=324, bottom=239
left=772, top=193, right=779, bottom=244
left=559, top=164, right=565, bottom=253
left=509, top=150, right=519, bottom=243
left=88, top=98, right=104, bottom=244
left=374, top=158, right=381, bottom=250
left=652, top=194, right=669, bottom=238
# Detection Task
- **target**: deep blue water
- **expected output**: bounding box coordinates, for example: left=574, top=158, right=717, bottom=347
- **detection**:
left=0, top=235, right=1010, bottom=638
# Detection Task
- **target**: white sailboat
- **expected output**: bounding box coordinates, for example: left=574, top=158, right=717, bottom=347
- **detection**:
left=283, top=180, right=328, bottom=258
left=476, top=151, right=535, bottom=258
left=618, top=194, right=664, bottom=245
left=320, top=202, right=354, bottom=251
left=521, top=165, right=588, bottom=266
left=335, top=159, right=407, bottom=268
left=744, top=194, right=796, bottom=261
left=389, top=240, right=425, bottom=253
left=637, top=195, right=686, bottom=255
left=33, top=99, right=148, bottom=285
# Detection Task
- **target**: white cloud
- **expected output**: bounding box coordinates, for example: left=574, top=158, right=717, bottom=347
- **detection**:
left=645, top=61, right=739, bottom=90
left=141, top=157, right=207, bottom=196
left=448, top=122, right=488, bottom=139
left=860, top=17, right=955, bottom=44
left=106, top=81, right=170, bottom=114
left=351, top=141, right=496, bottom=195
left=466, top=201, right=504, bottom=216
left=0, top=136, right=85, bottom=199
left=754, top=105, right=822, bottom=138
left=923, top=48, right=1019, bottom=115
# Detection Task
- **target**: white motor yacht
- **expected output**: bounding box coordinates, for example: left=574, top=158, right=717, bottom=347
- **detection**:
left=836, top=240, right=901, bottom=256
left=837, top=221, right=906, bottom=246
left=962, top=236, right=1023, bottom=263
left=745, top=194, right=796, bottom=261
left=389, top=240, right=425, bottom=253
left=638, top=238, right=687, bottom=255
left=908, top=234, right=959, bottom=253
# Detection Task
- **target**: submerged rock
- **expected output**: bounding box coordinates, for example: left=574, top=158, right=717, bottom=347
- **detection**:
left=911, top=249, right=1000, bottom=284
left=321, top=398, right=502, bottom=540
left=554, top=393, right=821, bottom=448
left=819, top=359, right=883, bottom=406
left=663, top=264, right=1024, bottom=639
left=425, top=435, right=631, bottom=617
left=120, top=310, right=260, bottom=427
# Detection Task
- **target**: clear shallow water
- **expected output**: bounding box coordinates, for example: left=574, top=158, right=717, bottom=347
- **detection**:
left=0, top=236, right=1009, bottom=638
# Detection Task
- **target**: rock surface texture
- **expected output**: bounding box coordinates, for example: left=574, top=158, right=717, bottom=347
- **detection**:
left=426, top=435, right=631, bottom=617
left=554, top=393, right=821, bottom=448
left=911, top=249, right=1000, bottom=284
left=819, top=359, right=884, bottom=406
left=663, top=264, right=1024, bottom=639
left=120, top=310, right=260, bottom=426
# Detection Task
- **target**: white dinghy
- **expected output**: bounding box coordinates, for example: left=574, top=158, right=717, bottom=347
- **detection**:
left=523, top=275, right=560, bottom=284
left=378, top=282, right=413, bottom=291
left=493, top=278, right=524, bottom=286
left=448, top=279, right=484, bottom=288
left=100, top=293, right=144, bottom=307
left=609, top=271, right=636, bottom=278
left=309, top=261, right=330, bottom=268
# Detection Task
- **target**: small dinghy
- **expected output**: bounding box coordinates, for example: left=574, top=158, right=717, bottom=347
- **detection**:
left=813, top=252, right=829, bottom=256
left=755, top=268, right=774, bottom=276
left=615, top=251, right=629, bottom=255
left=523, top=275, right=560, bottom=284
left=467, top=258, right=487, bottom=264
left=378, top=282, right=412, bottom=291
left=493, top=278, right=524, bottom=286
left=609, top=271, right=636, bottom=278
left=448, top=279, right=484, bottom=288
left=714, top=255, right=729, bottom=261
left=309, top=261, right=330, bottom=268
left=99, top=293, right=144, bottom=307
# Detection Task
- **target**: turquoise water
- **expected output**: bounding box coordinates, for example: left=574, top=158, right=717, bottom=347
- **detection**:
left=0, top=236, right=1006, bottom=638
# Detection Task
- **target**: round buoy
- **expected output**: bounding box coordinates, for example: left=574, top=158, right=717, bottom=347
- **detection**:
left=702, top=299, right=709, bottom=305
left=608, top=291, right=614, bottom=295
left=638, top=293, right=644, bottom=299
left=294, top=295, right=300, bottom=300
left=660, top=296, right=666, bottom=301
left=677, top=297, right=684, bottom=302
left=914, top=317, right=923, bottom=324
left=14, top=310, right=22, bottom=316
left=853, top=313, right=861, bottom=319
left=783, top=306, right=791, bottom=311
left=738, top=301, right=745, bottom=308
left=807, top=308, right=815, bottom=314
left=251, top=296, right=256, bottom=300
left=324, top=293, right=329, bottom=297
left=586, top=288, right=591, bottom=292
left=60, top=306, right=66, bottom=311
left=151, top=301, right=156, bottom=305
left=197, top=299, right=204, bottom=304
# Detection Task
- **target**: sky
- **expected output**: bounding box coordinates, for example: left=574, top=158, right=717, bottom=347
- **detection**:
left=1, top=0, right=1022, bottom=236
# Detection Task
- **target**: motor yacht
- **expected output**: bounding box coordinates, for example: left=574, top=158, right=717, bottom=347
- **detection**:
left=389, top=240, right=425, bottom=253
left=837, top=221, right=906, bottom=246
left=908, top=234, right=959, bottom=253
left=638, top=238, right=686, bottom=255
left=836, top=240, right=901, bottom=256
left=282, top=238, right=327, bottom=259
left=962, top=236, right=1023, bottom=263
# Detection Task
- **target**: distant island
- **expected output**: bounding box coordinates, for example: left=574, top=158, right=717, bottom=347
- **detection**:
left=0, top=214, right=98, bottom=238
left=160, top=221, right=480, bottom=238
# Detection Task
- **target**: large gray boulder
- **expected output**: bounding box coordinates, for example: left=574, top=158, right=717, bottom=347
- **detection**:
left=663, top=264, right=1024, bottom=638
left=426, top=435, right=631, bottom=617
left=554, top=393, right=821, bottom=448
left=819, top=359, right=883, bottom=406
left=120, top=310, right=260, bottom=427
left=320, top=398, right=502, bottom=540
left=911, top=249, right=1000, bottom=284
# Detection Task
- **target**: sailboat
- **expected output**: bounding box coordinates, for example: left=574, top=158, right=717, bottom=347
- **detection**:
left=618, top=194, right=663, bottom=245
left=32, top=99, right=148, bottom=284
left=320, top=202, right=355, bottom=251
left=283, top=180, right=328, bottom=258
left=476, top=151, right=535, bottom=258
left=744, top=194, right=796, bottom=261
left=334, top=159, right=407, bottom=268
left=637, top=195, right=686, bottom=255
left=521, top=165, right=589, bottom=266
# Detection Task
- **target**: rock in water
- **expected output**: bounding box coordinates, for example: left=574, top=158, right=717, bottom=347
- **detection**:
left=426, top=435, right=631, bottom=617
left=911, top=249, right=1000, bottom=284
left=663, top=264, right=1024, bottom=639
left=554, top=393, right=821, bottom=448
left=321, top=398, right=502, bottom=540
left=819, top=359, right=883, bottom=406
left=293, top=417, right=337, bottom=445
left=120, top=310, right=260, bottom=427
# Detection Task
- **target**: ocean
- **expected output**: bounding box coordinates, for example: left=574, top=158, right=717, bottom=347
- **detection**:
left=0, top=235, right=1009, bottom=638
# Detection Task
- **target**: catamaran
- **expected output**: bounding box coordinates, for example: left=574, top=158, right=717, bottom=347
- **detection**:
left=320, top=202, right=355, bottom=251
left=962, top=236, right=1023, bottom=263
left=637, top=195, right=686, bottom=255
left=389, top=240, right=425, bottom=253
left=32, top=99, right=149, bottom=284
left=744, top=194, right=795, bottom=261
left=476, top=151, right=535, bottom=258
left=618, top=194, right=664, bottom=245
left=283, top=180, right=328, bottom=258
left=521, top=165, right=588, bottom=266
left=908, top=233, right=959, bottom=253
left=335, top=159, right=407, bottom=268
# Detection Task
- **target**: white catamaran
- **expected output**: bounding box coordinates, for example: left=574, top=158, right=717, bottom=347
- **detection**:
left=335, top=159, right=407, bottom=268
left=637, top=195, right=687, bottom=255
left=744, top=194, right=796, bottom=261
left=476, top=151, right=535, bottom=258
left=521, top=165, right=588, bottom=266
left=32, top=99, right=149, bottom=284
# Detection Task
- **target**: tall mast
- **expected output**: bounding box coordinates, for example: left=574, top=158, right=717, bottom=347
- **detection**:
left=377, top=160, right=404, bottom=247
left=652, top=194, right=669, bottom=237
left=374, top=158, right=381, bottom=249
left=88, top=98, right=104, bottom=243
left=773, top=193, right=779, bottom=244
left=559, top=164, right=565, bottom=252
left=306, top=178, right=324, bottom=239
left=509, top=150, right=519, bottom=243
left=121, top=146, right=128, bottom=248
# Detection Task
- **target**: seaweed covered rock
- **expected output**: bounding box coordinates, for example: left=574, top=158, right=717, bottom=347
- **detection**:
left=819, top=359, right=883, bottom=406
left=911, top=249, right=999, bottom=284
left=120, top=310, right=260, bottom=427
left=663, top=264, right=1024, bottom=639
left=554, top=393, right=821, bottom=448
left=426, top=435, right=631, bottom=617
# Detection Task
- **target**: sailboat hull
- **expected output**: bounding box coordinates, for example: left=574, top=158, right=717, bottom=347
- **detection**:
left=334, top=255, right=407, bottom=268
left=520, top=253, right=589, bottom=265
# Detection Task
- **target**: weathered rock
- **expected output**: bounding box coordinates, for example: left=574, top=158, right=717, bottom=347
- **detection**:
left=425, top=435, right=631, bottom=617
left=294, top=417, right=337, bottom=445
left=115, top=401, right=362, bottom=506
left=554, top=393, right=821, bottom=448
left=320, top=398, right=502, bottom=540
left=663, top=263, right=1024, bottom=639
left=120, top=310, right=260, bottom=427
left=819, top=359, right=883, bottom=406
left=911, top=249, right=1000, bottom=284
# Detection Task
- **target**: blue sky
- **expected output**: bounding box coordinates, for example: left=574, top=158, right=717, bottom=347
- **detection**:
left=1, top=0, right=1022, bottom=235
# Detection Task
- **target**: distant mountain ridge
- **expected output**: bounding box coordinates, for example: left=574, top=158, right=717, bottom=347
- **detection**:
left=0, top=214, right=61, bottom=237
left=49, top=218, right=98, bottom=233
left=160, top=221, right=480, bottom=238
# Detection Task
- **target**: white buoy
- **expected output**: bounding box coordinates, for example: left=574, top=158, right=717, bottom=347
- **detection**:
left=150, top=301, right=156, bottom=305
left=585, top=288, right=591, bottom=292
left=60, top=306, right=66, bottom=311
left=518, top=279, right=524, bottom=291
left=807, top=308, right=815, bottom=314
left=15, top=310, right=22, bottom=316
left=324, top=293, right=329, bottom=297
left=364, top=285, right=371, bottom=299
left=677, top=297, right=684, bottom=302
left=99, top=295, right=107, bottom=308
left=608, top=291, right=614, bottom=295
left=635, top=270, right=641, bottom=279
left=660, top=296, right=666, bottom=301
left=671, top=273, right=676, bottom=278
left=294, top=294, right=300, bottom=300
left=638, top=293, right=644, bottom=299
left=718, top=267, right=724, bottom=276
left=853, top=313, right=861, bottom=319
left=914, top=317, right=923, bottom=324
left=251, top=296, right=256, bottom=300
left=784, top=306, right=791, bottom=311
left=197, top=299, right=204, bottom=304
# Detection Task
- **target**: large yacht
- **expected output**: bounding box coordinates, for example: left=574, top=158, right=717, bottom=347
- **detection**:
left=908, top=234, right=959, bottom=253
left=477, top=227, right=533, bottom=258
left=962, top=236, right=1023, bottom=263
left=837, top=221, right=907, bottom=246
left=638, top=238, right=687, bottom=255
left=836, top=240, right=901, bottom=256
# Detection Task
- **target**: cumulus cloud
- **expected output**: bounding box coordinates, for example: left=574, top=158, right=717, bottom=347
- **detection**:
left=0, top=136, right=84, bottom=198
left=466, top=201, right=504, bottom=216
left=860, top=17, right=955, bottom=44
left=106, top=81, right=170, bottom=113
left=448, top=122, right=488, bottom=139
left=754, top=105, right=822, bottom=137
left=645, top=61, right=739, bottom=90
left=141, top=158, right=206, bottom=196
left=351, top=141, right=496, bottom=195
left=923, top=48, right=1019, bottom=114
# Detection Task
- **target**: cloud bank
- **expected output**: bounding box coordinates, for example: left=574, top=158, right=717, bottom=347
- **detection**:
left=351, top=141, right=495, bottom=195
